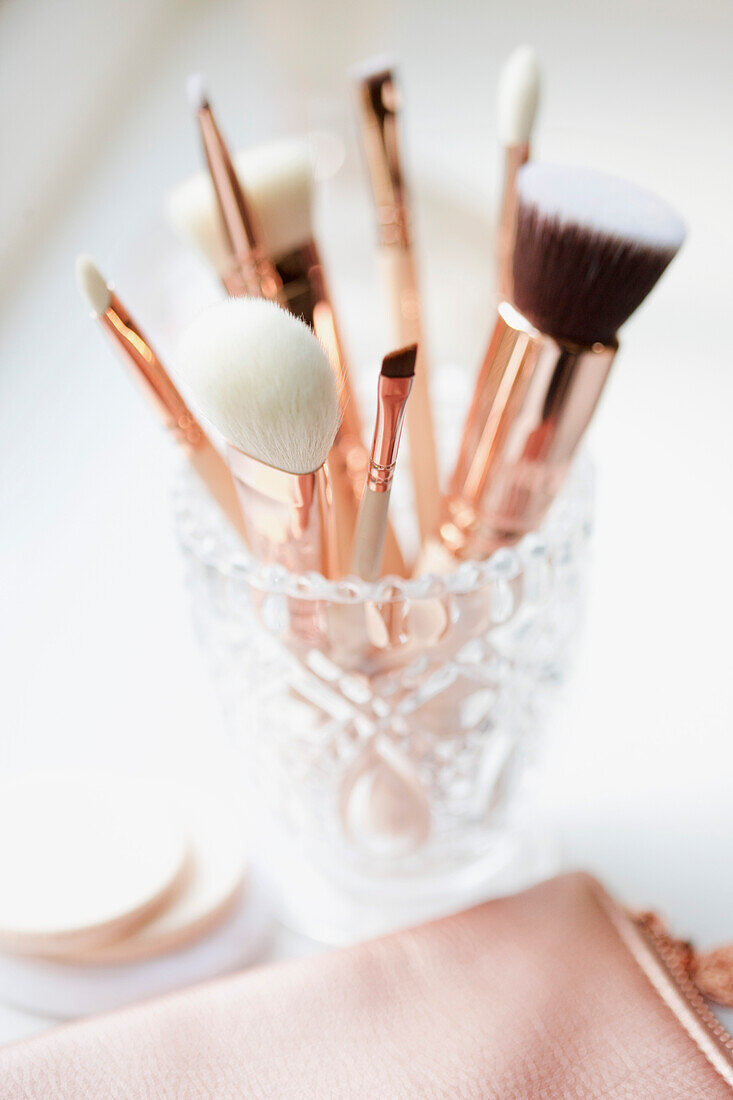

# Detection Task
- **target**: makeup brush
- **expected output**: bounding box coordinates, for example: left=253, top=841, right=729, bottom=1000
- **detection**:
left=75, top=256, right=248, bottom=544
left=440, top=164, right=685, bottom=561
left=176, top=297, right=341, bottom=576
left=352, top=345, right=416, bottom=581
left=354, top=59, right=441, bottom=548
left=178, top=84, right=406, bottom=575
left=167, top=136, right=314, bottom=306
left=179, top=80, right=356, bottom=418
left=495, top=46, right=541, bottom=300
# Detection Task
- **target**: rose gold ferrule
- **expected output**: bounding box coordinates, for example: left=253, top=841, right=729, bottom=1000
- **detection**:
left=355, top=66, right=410, bottom=249
left=496, top=142, right=529, bottom=302
left=225, top=447, right=337, bottom=577
left=441, top=305, right=616, bottom=559
left=195, top=103, right=282, bottom=301
left=449, top=301, right=536, bottom=501
left=368, top=374, right=413, bottom=492
left=98, top=296, right=248, bottom=543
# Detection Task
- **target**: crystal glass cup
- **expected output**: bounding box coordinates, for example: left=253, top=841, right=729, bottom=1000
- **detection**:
left=158, top=143, right=594, bottom=939
left=173, top=443, right=593, bottom=943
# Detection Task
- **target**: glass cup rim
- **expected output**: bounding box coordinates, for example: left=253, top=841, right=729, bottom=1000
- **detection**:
left=172, top=454, right=594, bottom=604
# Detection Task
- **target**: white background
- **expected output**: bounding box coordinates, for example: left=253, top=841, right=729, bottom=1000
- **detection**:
left=1, top=0, right=732, bottom=1044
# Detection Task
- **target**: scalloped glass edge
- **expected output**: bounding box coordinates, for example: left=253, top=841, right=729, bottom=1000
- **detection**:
left=172, top=453, right=595, bottom=603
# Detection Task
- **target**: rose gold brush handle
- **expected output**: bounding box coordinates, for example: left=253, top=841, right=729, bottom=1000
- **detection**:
left=100, top=298, right=248, bottom=544
left=355, top=64, right=441, bottom=548
left=448, top=302, right=536, bottom=500
left=194, top=99, right=281, bottom=301
left=496, top=143, right=529, bottom=302
left=439, top=306, right=616, bottom=560
left=312, top=292, right=367, bottom=573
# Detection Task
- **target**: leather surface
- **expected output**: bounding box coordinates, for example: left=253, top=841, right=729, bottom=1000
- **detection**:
left=1, top=872, right=731, bottom=1098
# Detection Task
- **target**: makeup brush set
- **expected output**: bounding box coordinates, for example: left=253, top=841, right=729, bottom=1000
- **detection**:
left=76, top=48, right=686, bottom=934
left=78, top=48, right=684, bottom=585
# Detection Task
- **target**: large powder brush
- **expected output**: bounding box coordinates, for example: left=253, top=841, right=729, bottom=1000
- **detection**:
left=176, top=298, right=341, bottom=577
left=440, top=163, right=686, bottom=562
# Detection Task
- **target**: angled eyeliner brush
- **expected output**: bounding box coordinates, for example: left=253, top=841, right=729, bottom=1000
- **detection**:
left=352, top=344, right=416, bottom=581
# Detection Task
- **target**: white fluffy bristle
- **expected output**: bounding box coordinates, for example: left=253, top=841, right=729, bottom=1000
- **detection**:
left=497, top=45, right=540, bottom=146
left=165, top=139, right=313, bottom=271
left=176, top=298, right=340, bottom=475
left=186, top=72, right=207, bottom=111
left=349, top=54, right=397, bottom=82
left=76, top=255, right=111, bottom=316
left=517, top=163, right=686, bottom=250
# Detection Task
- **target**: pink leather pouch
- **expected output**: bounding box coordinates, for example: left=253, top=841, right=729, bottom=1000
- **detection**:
left=1, top=872, right=732, bottom=1098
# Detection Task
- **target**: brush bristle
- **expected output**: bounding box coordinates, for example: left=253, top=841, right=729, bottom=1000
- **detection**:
left=76, top=255, right=111, bottom=316
left=381, top=344, right=417, bottom=379
left=186, top=72, right=208, bottom=111
left=350, top=54, right=397, bottom=85
left=512, top=164, right=686, bottom=344
left=165, top=139, right=313, bottom=270
left=176, top=298, right=340, bottom=475
left=497, top=45, right=540, bottom=146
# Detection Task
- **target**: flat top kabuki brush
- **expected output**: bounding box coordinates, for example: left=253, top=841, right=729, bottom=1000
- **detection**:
left=440, top=163, right=685, bottom=562
left=176, top=297, right=341, bottom=577
left=76, top=256, right=248, bottom=545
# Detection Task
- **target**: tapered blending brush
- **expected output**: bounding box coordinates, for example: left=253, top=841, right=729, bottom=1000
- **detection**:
left=75, top=256, right=248, bottom=544
left=175, top=82, right=405, bottom=574
left=440, top=164, right=685, bottom=562
left=176, top=298, right=341, bottom=577
left=352, top=345, right=416, bottom=581
left=495, top=46, right=541, bottom=301
left=354, top=60, right=441, bottom=548
left=166, top=137, right=312, bottom=289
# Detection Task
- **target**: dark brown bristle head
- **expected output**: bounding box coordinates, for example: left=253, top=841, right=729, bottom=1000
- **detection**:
left=353, top=58, right=398, bottom=119
left=512, top=164, right=686, bottom=345
left=381, top=344, right=417, bottom=379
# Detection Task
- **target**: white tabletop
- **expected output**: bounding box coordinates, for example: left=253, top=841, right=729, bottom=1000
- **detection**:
left=1, top=0, right=732, bottom=1046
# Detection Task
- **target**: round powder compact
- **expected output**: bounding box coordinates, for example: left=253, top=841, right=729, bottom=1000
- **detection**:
left=0, top=875, right=271, bottom=1019
left=0, top=772, right=189, bottom=956
left=58, top=792, right=248, bottom=963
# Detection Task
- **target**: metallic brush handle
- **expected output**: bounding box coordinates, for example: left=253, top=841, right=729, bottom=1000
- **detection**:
left=495, top=142, right=529, bottom=302
left=440, top=306, right=616, bottom=560
left=100, top=300, right=248, bottom=545
left=378, top=246, right=440, bottom=543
